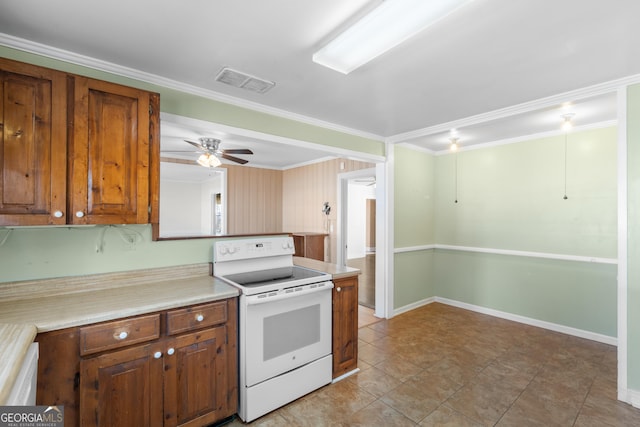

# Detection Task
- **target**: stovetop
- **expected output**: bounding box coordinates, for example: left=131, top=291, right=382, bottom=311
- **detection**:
left=217, top=265, right=331, bottom=295
left=213, top=236, right=332, bottom=295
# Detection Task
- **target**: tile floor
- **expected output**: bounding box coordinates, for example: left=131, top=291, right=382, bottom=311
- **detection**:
left=227, top=302, right=640, bottom=426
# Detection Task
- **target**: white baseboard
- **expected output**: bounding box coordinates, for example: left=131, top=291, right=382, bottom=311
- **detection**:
left=623, top=388, right=640, bottom=409
left=392, top=296, right=616, bottom=346
left=433, top=297, right=617, bottom=346
left=393, top=297, right=435, bottom=316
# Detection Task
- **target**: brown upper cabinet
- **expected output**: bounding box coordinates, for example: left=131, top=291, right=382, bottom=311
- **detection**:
left=0, top=58, right=68, bottom=225
left=0, top=58, right=159, bottom=226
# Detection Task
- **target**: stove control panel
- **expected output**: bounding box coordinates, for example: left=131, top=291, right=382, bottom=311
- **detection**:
left=213, top=236, right=295, bottom=262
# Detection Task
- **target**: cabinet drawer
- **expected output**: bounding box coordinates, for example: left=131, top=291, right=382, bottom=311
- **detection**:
left=79, top=314, right=160, bottom=356
left=166, top=301, right=228, bottom=335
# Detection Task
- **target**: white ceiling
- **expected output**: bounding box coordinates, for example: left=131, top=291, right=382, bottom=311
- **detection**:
left=0, top=0, right=636, bottom=162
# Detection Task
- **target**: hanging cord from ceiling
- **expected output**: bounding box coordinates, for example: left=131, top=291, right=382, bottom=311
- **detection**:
left=563, top=132, right=569, bottom=200
left=450, top=136, right=460, bottom=204
left=561, top=113, right=574, bottom=200
left=454, top=151, right=459, bottom=204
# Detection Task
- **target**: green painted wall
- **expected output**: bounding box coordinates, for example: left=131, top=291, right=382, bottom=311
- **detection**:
left=431, top=127, right=618, bottom=338
left=391, top=128, right=617, bottom=339
left=627, top=83, right=640, bottom=390
left=432, top=250, right=617, bottom=337
left=394, top=145, right=435, bottom=247
left=393, top=146, right=435, bottom=308
left=434, top=127, right=617, bottom=257
left=0, top=226, right=213, bottom=282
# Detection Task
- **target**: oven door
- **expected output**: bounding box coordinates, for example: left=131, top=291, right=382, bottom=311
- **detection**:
left=243, top=282, right=333, bottom=387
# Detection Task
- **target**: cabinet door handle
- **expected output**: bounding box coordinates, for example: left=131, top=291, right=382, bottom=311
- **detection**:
left=196, top=314, right=204, bottom=322
left=167, top=347, right=175, bottom=356
left=153, top=351, right=162, bottom=359
left=53, top=210, right=64, bottom=218
left=116, top=331, right=128, bottom=340
left=336, top=287, right=342, bottom=292
left=75, top=211, right=85, bottom=218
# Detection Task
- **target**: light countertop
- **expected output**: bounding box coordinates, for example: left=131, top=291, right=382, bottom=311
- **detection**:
left=293, top=256, right=360, bottom=279
left=0, top=263, right=239, bottom=405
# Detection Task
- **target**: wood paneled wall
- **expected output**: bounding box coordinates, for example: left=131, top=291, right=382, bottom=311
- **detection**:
left=224, top=164, right=283, bottom=235
left=282, top=159, right=374, bottom=263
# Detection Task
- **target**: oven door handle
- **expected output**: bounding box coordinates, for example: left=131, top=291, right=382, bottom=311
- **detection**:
left=246, top=281, right=334, bottom=305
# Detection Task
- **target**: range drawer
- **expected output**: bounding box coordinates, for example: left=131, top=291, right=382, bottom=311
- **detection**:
left=79, top=314, right=160, bottom=356
left=166, top=301, right=228, bottom=335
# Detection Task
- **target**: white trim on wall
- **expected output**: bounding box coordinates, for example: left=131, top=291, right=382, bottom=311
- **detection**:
left=393, top=244, right=617, bottom=265
left=617, top=86, right=629, bottom=403
left=388, top=75, right=640, bottom=144
left=430, top=120, right=617, bottom=156
left=383, top=145, right=395, bottom=319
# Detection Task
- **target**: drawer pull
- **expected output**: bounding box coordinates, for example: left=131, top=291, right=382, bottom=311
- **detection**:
left=154, top=351, right=162, bottom=359
left=167, top=347, right=175, bottom=356
left=196, top=314, right=204, bottom=322
left=336, top=287, right=342, bottom=292
left=116, top=331, right=128, bottom=340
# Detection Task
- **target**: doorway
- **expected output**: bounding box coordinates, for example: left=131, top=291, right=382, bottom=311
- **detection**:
left=338, top=168, right=379, bottom=319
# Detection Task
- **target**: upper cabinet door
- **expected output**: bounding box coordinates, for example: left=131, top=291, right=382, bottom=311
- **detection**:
left=69, top=77, right=151, bottom=224
left=0, top=59, right=67, bottom=225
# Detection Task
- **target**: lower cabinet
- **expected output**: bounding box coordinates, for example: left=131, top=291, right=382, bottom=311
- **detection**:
left=332, top=275, right=359, bottom=378
left=37, top=298, right=238, bottom=427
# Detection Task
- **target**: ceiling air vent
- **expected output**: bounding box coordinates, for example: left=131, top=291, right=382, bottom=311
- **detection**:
left=215, top=67, right=275, bottom=94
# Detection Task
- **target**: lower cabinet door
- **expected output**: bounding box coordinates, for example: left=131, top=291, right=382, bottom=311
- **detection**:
left=163, top=326, right=229, bottom=427
left=80, top=343, right=164, bottom=427
left=332, top=276, right=359, bottom=378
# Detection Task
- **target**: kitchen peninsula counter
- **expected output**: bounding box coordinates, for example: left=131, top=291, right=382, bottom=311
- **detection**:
left=293, top=256, right=360, bottom=279
left=0, top=263, right=239, bottom=405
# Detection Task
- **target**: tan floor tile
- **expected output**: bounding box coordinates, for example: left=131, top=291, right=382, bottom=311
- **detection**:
left=407, top=370, right=463, bottom=402
left=374, top=354, right=423, bottom=382
left=419, top=404, right=484, bottom=426
left=496, top=388, right=580, bottom=427
left=358, top=341, right=392, bottom=365
left=347, top=399, right=416, bottom=426
left=345, top=366, right=403, bottom=398
left=579, top=393, right=640, bottom=426
left=444, top=380, right=520, bottom=426
left=379, top=380, right=440, bottom=423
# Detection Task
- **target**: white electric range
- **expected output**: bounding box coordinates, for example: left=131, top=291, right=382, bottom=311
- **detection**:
left=213, top=236, right=333, bottom=422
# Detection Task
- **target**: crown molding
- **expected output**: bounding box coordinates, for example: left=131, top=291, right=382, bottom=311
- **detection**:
left=0, top=33, right=383, bottom=143
left=424, top=119, right=617, bottom=156
left=386, top=75, right=640, bottom=144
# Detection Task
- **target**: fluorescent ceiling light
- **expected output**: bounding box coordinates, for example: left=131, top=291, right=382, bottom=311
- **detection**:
left=313, top=0, right=475, bottom=74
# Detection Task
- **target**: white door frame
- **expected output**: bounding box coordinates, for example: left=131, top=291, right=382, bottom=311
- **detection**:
left=337, top=165, right=391, bottom=319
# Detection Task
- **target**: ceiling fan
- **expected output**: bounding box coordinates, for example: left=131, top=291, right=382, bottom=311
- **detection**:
left=162, top=137, right=253, bottom=167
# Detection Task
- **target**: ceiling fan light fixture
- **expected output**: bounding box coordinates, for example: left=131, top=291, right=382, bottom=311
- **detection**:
left=197, top=153, right=222, bottom=168
left=561, top=113, right=575, bottom=132
left=312, top=0, right=475, bottom=74
left=449, top=137, right=459, bottom=152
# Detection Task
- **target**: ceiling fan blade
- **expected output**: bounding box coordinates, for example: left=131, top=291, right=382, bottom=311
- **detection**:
left=161, top=150, right=200, bottom=153
left=184, top=139, right=204, bottom=150
left=221, top=153, right=249, bottom=164
left=222, top=148, right=253, bottom=155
